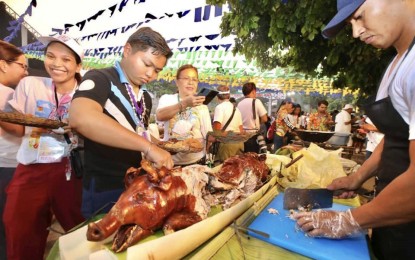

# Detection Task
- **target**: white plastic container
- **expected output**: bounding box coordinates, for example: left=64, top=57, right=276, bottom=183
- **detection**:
left=327, top=132, right=351, bottom=146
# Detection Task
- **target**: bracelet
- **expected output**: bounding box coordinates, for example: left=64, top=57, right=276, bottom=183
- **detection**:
left=144, top=143, right=153, bottom=156
left=178, top=101, right=184, bottom=113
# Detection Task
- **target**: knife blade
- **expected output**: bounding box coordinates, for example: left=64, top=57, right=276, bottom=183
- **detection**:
left=283, top=188, right=334, bottom=210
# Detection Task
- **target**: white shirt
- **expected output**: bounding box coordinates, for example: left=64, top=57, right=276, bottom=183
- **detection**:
left=237, top=98, right=267, bottom=132
left=0, top=84, right=21, bottom=167
left=365, top=117, right=384, bottom=153
left=156, top=93, right=212, bottom=165
left=9, top=77, right=76, bottom=165
left=335, top=110, right=351, bottom=133
left=376, top=44, right=415, bottom=140
left=287, top=114, right=299, bottom=128
left=213, top=101, right=242, bottom=132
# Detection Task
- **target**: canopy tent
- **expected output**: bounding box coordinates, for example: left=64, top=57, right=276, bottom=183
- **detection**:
left=2, top=0, right=358, bottom=99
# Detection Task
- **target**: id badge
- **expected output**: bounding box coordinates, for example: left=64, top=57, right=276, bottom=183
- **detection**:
left=37, top=135, right=65, bottom=163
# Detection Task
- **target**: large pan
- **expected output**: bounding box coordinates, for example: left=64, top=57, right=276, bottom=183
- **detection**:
left=294, top=129, right=335, bottom=143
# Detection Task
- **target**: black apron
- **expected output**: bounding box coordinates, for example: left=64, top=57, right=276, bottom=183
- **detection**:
left=365, top=97, right=415, bottom=260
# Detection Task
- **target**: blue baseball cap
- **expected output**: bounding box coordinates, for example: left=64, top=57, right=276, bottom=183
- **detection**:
left=322, top=0, right=365, bottom=39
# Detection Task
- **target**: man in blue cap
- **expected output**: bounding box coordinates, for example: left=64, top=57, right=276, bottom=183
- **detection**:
left=294, top=1, right=415, bottom=259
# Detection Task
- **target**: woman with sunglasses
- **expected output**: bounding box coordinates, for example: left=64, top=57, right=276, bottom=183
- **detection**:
left=3, top=35, right=85, bottom=260
left=0, top=40, right=28, bottom=260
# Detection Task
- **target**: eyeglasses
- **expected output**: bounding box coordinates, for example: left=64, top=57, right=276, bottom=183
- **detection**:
left=6, top=60, right=28, bottom=71
left=178, top=77, right=199, bottom=83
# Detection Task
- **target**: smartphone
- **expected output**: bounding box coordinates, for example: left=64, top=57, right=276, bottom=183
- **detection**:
left=197, top=88, right=219, bottom=105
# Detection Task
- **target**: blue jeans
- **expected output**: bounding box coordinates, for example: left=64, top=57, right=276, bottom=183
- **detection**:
left=273, top=135, right=284, bottom=153
left=81, top=178, right=123, bottom=219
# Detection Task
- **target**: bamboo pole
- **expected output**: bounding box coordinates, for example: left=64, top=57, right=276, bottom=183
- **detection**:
left=188, top=184, right=280, bottom=259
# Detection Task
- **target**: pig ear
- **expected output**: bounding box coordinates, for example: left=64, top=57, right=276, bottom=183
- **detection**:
left=124, top=167, right=141, bottom=188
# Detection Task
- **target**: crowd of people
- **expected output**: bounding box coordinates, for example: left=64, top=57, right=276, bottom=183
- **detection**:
left=265, top=100, right=374, bottom=154
left=0, top=27, right=282, bottom=260
left=1, top=0, right=415, bottom=258
left=0, top=30, right=389, bottom=258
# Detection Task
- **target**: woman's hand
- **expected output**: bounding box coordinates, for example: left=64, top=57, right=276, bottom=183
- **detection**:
left=182, top=95, right=205, bottom=108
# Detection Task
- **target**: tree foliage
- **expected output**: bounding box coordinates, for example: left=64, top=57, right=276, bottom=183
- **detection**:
left=146, top=80, right=176, bottom=96
left=206, top=0, right=396, bottom=96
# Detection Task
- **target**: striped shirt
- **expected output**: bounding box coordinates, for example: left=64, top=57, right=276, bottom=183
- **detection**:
left=73, top=61, right=151, bottom=191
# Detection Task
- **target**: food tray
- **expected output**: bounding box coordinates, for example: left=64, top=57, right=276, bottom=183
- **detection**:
left=207, top=131, right=256, bottom=143
left=157, top=138, right=203, bottom=153
left=0, top=111, right=66, bottom=129
left=295, top=130, right=334, bottom=143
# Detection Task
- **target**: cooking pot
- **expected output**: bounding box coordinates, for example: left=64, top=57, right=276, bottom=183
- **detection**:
left=294, top=130, right=335, bottom=143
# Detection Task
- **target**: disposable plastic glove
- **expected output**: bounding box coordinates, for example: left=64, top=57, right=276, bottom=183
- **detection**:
left=293, top=209, right=364, bottom=239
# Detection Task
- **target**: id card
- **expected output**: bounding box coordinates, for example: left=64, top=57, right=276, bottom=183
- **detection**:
left=37, top=135, right=65, bottom=163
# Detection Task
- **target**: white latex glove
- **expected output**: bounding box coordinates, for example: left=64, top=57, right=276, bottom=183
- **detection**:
left=293, top=209, right=364, bottom=239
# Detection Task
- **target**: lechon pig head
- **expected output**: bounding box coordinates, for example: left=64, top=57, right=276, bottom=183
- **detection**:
left=86, top=160, right=192, bottom=252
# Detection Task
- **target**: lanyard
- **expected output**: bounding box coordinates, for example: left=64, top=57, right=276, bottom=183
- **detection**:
left=125, top=83, right=144, bottom=121
left=54, top=86, right=63, bottom=121
left=53, top=84, right=72, bottom=144
left=124, top=83, right=148, bottom=139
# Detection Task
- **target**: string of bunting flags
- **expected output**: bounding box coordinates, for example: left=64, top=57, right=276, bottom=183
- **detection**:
left=51, top=2, right=224, bottom=37
left=4, top=0, right=358, bottom=98
left=4, top=0, right=37, bottom=42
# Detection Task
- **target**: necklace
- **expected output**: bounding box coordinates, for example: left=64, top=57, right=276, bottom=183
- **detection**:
left=53, top=82, right=77, bottom=121
left=177, top=94, right=191, bottom=120
left=124, top=82, right=148, bottom=137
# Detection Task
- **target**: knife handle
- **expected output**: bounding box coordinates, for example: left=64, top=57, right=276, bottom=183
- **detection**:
left=333, top=188, right=369, bottom=197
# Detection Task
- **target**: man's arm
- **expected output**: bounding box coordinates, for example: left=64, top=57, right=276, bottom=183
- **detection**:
left=294, top=139, right=415, bottom=238
left=325, top=114, right=335, bottom=126
left=327, top=137, right=384, bottom=198
left=353, top=140, right=415, bottom=228
left=70, top=97, right=152, bottom=151
left=69, top=97, right=173, bottom=168
left=260, top=114, right=268, bottom=124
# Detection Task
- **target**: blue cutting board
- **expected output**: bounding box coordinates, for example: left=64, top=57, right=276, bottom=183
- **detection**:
left=248, top=194, right=370, bottom=260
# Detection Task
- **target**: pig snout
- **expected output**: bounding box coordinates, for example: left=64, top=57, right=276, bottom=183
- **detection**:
left=86, top=222, right=106, bottom=241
